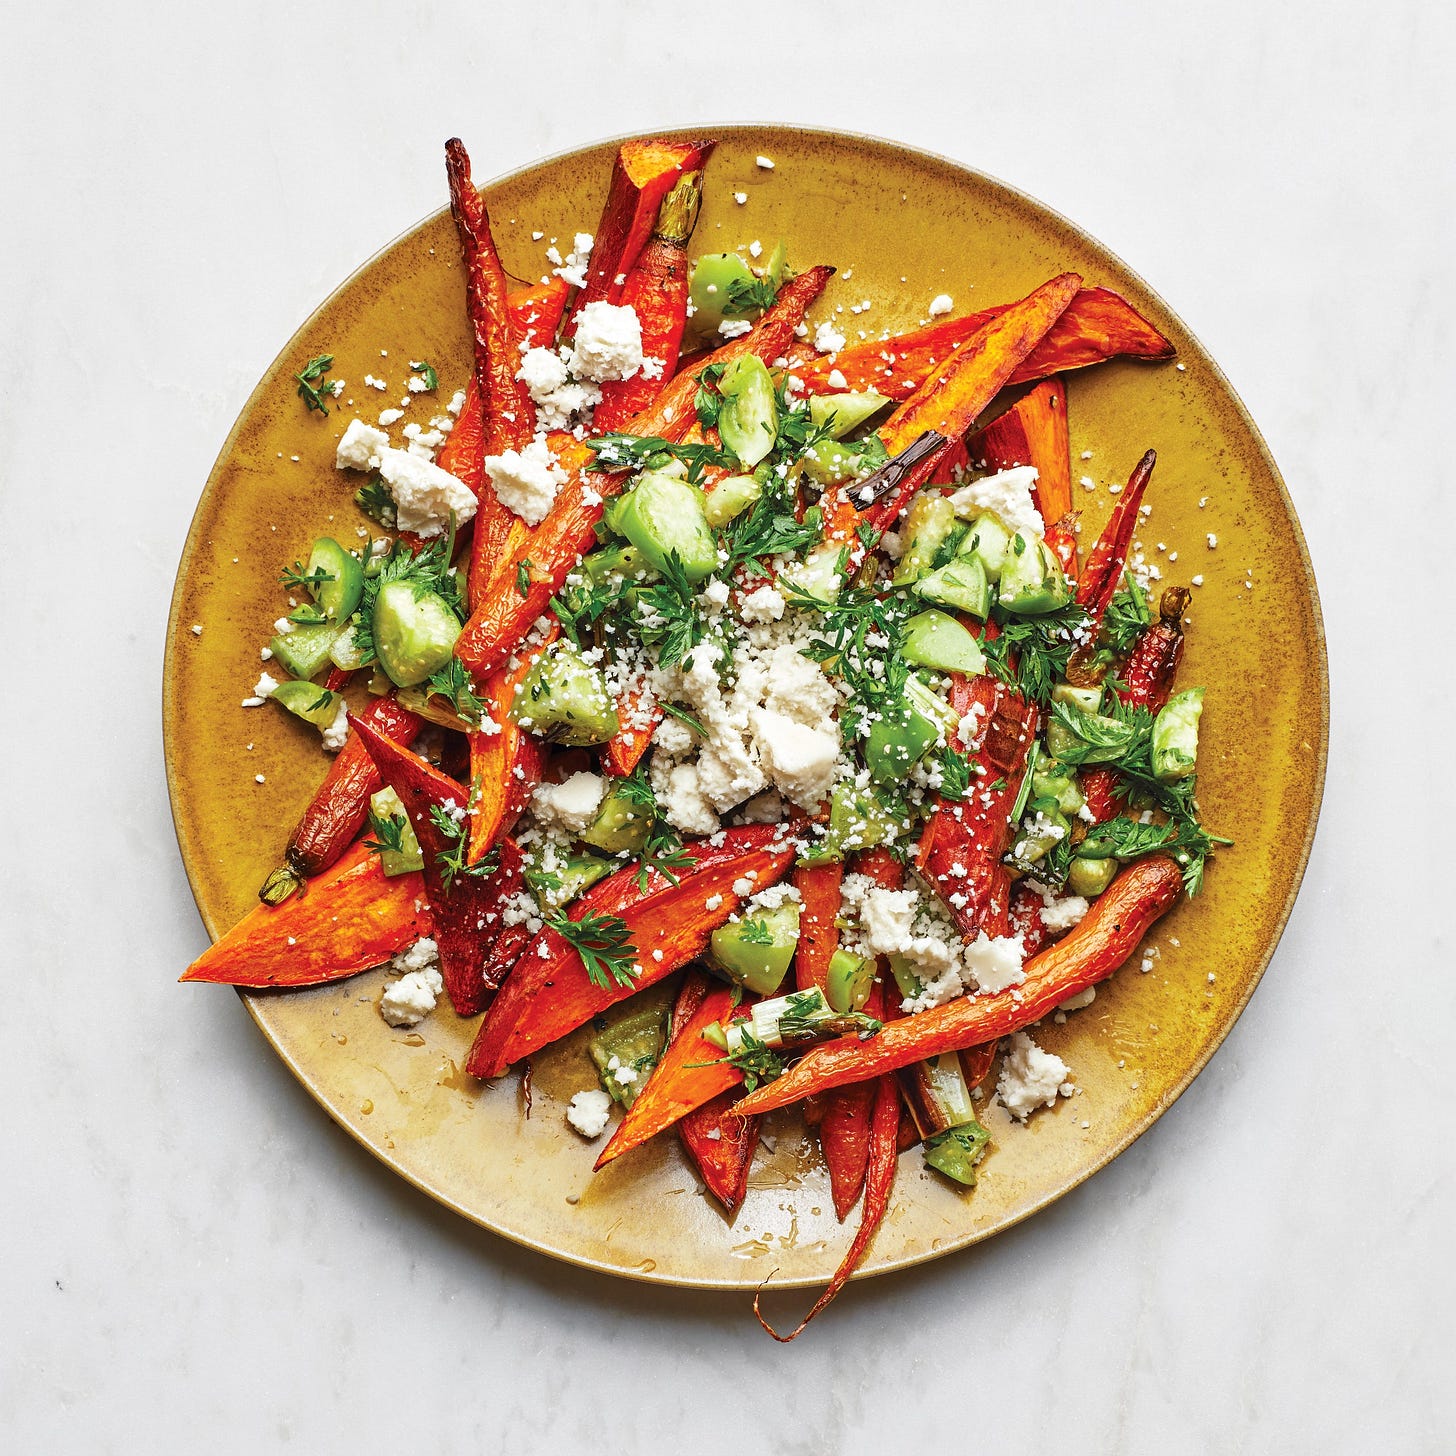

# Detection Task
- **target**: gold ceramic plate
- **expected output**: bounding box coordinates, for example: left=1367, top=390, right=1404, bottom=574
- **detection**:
left=165, top=126, right=1327, bottom=1290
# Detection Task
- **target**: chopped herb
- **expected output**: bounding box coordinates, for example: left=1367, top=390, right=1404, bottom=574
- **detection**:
left=737, top=917, right=775, bottom=945
left=724, top=274, right=780, bottom=315
left=516, top=559, right=533, bottom=598
left=660, top=700, right=707, bottom=738
left=428, top=802, right=499, bottom=894
left=721, top=1024, right=784, bottom=1092
left=408, top=359, right=440, bottom=391
left=719, top=486, right=822, bottom=578
left=355, top=477, right=397, bottom=529
left=586, top=433, right=735, bottom=483
left=364, top=805, right=408, bottom=858
left=1101, top=570, right=1154, bottom=653
left=694, top=361, right=727, bottom=430
left=935, top=746, right=973, bottom=801
left=545, top=909, right=639, bottom=990
left=982, top=600, right=1093, bottom=704
left=426, top=656, right=487, bottom=721
left=353, top=536, right=465, bottom=668
left=295, top=354, right=337, bottom=415
left=631, top=551, right=708, bottom=669
left=280, top=562, right=333, bottom=593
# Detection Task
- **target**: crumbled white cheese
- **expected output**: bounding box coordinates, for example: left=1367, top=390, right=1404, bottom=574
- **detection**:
left=739, top=584, right=786, bottom=623
left=928, top=293, right=954, bottom=317
left=750, top=709, right=839, bottom=810
left=253, top=672, right=279, bottom=699
left=964, top=931, right=1026, bottom=993
left=379, top=938, right=443, bottom=1027
left=826, top=368, right=849, bottom=390
left=569, top=301, right=645, bottom=383
left=657, top=761, right=720, bottom=837
left=377, top=447, right=478, bottom=537
left=335, top=418, right=391, bottom=472
left=516, top=346, right=602, bottom=432
left=718, top=318, right=754, bottom=339
left=814, top=321, right=847, bottom=355
left=1040, top=894, right=1089, bottom=932
left=947, top=466, right=1044, bottom=538
left=551, top=232, right=594, bottom=289
left=484, top=436, right=567, bottom=526
left=531, top=771, right=607, bottom=837
left=998, top=1032, right=1070, bottom=1121
left=566, top=1088, right=613, bottom=1139
left=320, top=697, right=351, bottom=753
left=755, top=155, right=775, bottom=170
left=1058, top=985, right=1097, bottom=1012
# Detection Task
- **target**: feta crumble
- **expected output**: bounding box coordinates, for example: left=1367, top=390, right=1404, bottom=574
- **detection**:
left=570, top=301, right=646, bottom=383
left=928, top=293, right=954, bottom=317
left=335, top=418, right=390, bottom=473
left=485, top=436, right=567, bottom=526
left=531, top=771, right=607, bottom=836
left=566, top=1088, right=613, bottom=1139
left=947, top=466, right=1045, bottom=539
left=379, top=938, right=443, bottom=1027
left=377, top=447, right=478, bottom=537
left=998, top=1032, right=1070, bottom=1121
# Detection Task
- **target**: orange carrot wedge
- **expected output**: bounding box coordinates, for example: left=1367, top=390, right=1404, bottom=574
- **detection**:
left=735, top=857, right=1184, bottom=1113
left=792, top=860, right=844, bottom=993
left=754, top=1075, right=900, bottom=1340
left=880, top=273, right=1082, bottom=455
left=182, top=841, right=430, bottom=989
left=972, top=377, right=1073, bottom=523
left=791, top=286, right=1174, bottom=400
left=467, top=825, right=797, bottom=1078
left=595, top=981, right=741, bottom=1170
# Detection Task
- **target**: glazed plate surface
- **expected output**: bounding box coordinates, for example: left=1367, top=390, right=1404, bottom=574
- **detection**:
left=165, top=126, right=1327, bottom=1289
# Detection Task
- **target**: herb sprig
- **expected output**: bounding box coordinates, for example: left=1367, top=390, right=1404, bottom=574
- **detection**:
left=545, top=909, right=639, bottom=990
left=295, top=354, right=338, bottom=415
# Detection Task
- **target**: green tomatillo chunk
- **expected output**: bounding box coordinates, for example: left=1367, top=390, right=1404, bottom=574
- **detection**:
left=1152, top=687, right=1205, bottom=782
left=998, top=531, right=1073, bottom=615
left=825, top=948, right=875, bottom=1014
left=610, top=470, right=718, bottom=583
left=716, top=354, right=778, bottom=468
left=512, top=639, right=620, bottom=746
left=304, top=537, right=364, bottom=621
left=708, top=901, right=802, bottom=996
left=371, top=580, right=461, bottom=688
left=807, top=391, right=891, bottom=439
left=901, top=609, right=987, bottom=676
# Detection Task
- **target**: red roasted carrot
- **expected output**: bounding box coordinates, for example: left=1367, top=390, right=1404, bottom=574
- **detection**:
left=507, top=277, right=570, bottom=348
left=183, top=840, right=430, bottom=988
left=670, top=971, right=762, bottom=1212
left=958, top=1039, right=999, bottom=1095
left=792, top=860, right=844, bottom=993
left=258, top=694, right=423, bottom=903
left=1076, top=449, right=1156, bottom=625
left=791, top=287, right=1175, bottom=400
left=921, top=675, right=1038, bottom=936
left=1082, top=584, right=1190, bottom=823
left=601, top=687, right=658, bottom=778
left=593, top=170, right=701, bottom=431
left=880, top=274, right=1082, bottom=456
left=755, top=1074, right=900, bottom=1340
left=735, top=856, right=1184, bottom=1113
left=453, top=266, right=835, bottom=678
left=468, top=825, right=797, bottom=1077
left=972, top=377, right=1073, bottom=525
left=1008, top=882, right=1051, bottom=957
left=564, top=137, right=712, bottom=333
left=351, top=714, right=523, bottom=1017
left=596, top=979, right=741, bottom=1171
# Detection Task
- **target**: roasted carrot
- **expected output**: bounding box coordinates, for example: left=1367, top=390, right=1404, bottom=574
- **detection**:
left=592, top=170, right=701, bottom=431
left=958, top=1039, right=999, bottom=1095
left=468, top=825, right=798, bottom=1078
left=791, top=862, right=842, bottom=995
left=1081, top=585, right=1190, bottom=823
left=183, top=840, right=430, bottom=989
left=350, top=714, right=522, bottom=1017
left=791, top=286, right=1174, bottom=400
left=466, top=623, right=560, bottom=863
left=880, top=274, right=1082, bottom=456
left=507, top=277, right=570, bottom=348
left=669, top=971, right=762, bottom=1212
left=735, top=856, right=1184, bottom=1113
left=595, top=980, right=740, bottom=1171
left=564, top=137, right=712, bottom=332
left=820, top=1079, right=878, bottom=1221
left=453, top=267, right=835, bottom=678
left=1076, top=449, right=1156, bottom=625
left=754, top=1075, right=900, bottom=1340
left=1008, top=882, right=1051, bottom=957
left=258, top=694, right=422, bottom=904
left=972, top=378, right=1073, bottom=523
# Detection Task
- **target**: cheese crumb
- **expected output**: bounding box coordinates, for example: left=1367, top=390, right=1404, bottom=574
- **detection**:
left=948, top=466, right=1044, bottom=539
left=566, top=1088, right=613, bottom=1139
left=569, top=301, right=646, bottom=383
left=335, top=418, right=390, bottom=472
left=998, top=1031, right=1070, bottom=1121
left=928, top=293, right=954, bottom=317
left=755, top=155, right=775, bottom=170
left=379, top=938, right=444, bottom=1027
left=484, top=436, right=567, bottom=526
left=531, top=771, right=607, bottom=836
left=813, top=321, right=847, bottom=354
left=377, top=447, right=478, bottom=537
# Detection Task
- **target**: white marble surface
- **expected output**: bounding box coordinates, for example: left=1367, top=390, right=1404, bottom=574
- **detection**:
left=3, top=3, right=1452, bottom=1451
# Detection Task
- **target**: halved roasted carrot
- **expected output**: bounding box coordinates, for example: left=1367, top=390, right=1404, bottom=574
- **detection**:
left=792, top=860, right=844, bottom=993
left=595, top=979, right=740, bottom=1171
left=182, top=840, right=430, bottom=989
left=259, top=694, right=422, bottom=903
left=467, top=825, right=798, bottom=1077
left=1076, top=449, right=1156, bottom=625
left=466, top=623, right=560, bottom=863
left=453, top=266, right=835, bottom=678
left=351, top=714, right=522, bottom=1018
left=735, top=856, right=1184, bottom=1113
left=972, top=377, right=1073, bottom=523
left=593, top=170, right=702, bottom=432
left=1008, top=881, right=1051, bottom=957
left=564, top=137, right=713, bottom=333
left=755, top=1075, right=900, bottom=1340
left=880, top=274, right=1082, bottom=455
left=507, top=277, right=570, bottom=348
left=792, top=286, right=1175, bottom=400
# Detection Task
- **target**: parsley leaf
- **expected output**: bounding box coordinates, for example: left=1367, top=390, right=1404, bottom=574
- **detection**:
left=1100, top=571, right=1154, bottom=654
left=295, top=354, right=337, bottom=416
left=586, top=433, right=735, bottom=484
left=408, top=360, right=439, bottom=392
left=428, top=802, right=499, bottom=894
left=724, top=274, right=780, bottom=315
left=355, top=476, right=397, bottom=529
left=545, top=909, right=639, bottom=990
left=737, top=917, right=775, bottom=945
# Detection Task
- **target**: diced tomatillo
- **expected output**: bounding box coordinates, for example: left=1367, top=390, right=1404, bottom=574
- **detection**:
left=800, top=434, right=888, bottom=486
left=588, top=1003, right=668, bottom=1109
left=915, top=556, right=991, bottom=619
left=269, top=621, right=343, bottom=680
left=701, top=473, right=761, bottom=528
left=368, top=787, right=423, bottom=876
left=1152, top=687, right=1204, bottom=782
left=958, top=512, right=1012, bottom=581
left=687, top=251, right=757, bottom=339
left=611, top=470, right=718, bottom=583
left=998, top=531, right=1073, bottom=615
left=577, top=777, right=651, bottom=853
left=512, top=640, right=620, bottom=746
left=372, top=581, right=461, bottom=687
left=708, top=902, right=801, bottom=996
left=901, top=609, right=987, bottom=676
left=891, top=492, right=958, bottom=586
left=807, top=391, right=891, bottom=439
left=716, top=355, right=778, bottom=468
left=270, top=679, right=343, bottom=730
left=305, top=537, right=365, bottom=621
left=864, top=673, right=957, bottom=784
left=1067, top=853, right=1117, bottom=898
left=825, top=948, right=874, bottom=1014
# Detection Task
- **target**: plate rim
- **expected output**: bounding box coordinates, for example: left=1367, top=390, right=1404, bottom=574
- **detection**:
left=164, top=122, right=1330, bottom=1290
